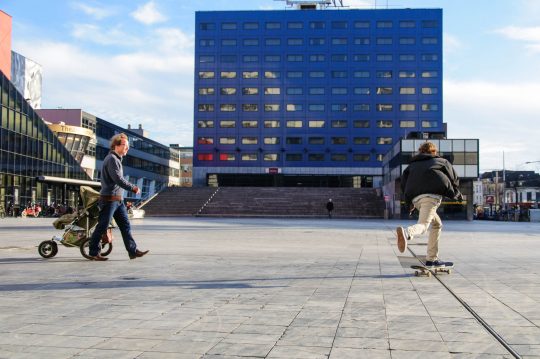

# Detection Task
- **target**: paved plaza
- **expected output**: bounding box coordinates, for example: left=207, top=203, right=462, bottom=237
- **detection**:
left=0, top=216, right=539, bottom=358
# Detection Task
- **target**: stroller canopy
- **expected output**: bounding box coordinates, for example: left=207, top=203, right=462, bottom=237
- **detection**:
left=80, top=186, right=101, bottom=209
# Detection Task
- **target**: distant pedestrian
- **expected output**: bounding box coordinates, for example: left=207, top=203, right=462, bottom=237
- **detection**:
left=88, top=133, right=149, bottom=261
left=396, top=141, right=462, bottom=268
left=326, top=198, right=334, bottom=218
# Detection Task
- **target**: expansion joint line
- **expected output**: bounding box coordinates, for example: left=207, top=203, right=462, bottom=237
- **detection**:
left=328, top=248, right=364, bottom=357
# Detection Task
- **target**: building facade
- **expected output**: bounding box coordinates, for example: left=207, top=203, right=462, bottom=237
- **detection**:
left=37, top=109, right=181, bottom=201
left=11, top=51, right=42, bottom=110
left=193, top=7, right=443, bottom=187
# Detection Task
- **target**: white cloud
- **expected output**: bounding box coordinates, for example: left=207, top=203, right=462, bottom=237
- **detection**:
left=72, top=2, right=115, bottom=20
left=71, top=23, right=141, bottom=47
left=131, top=1, right=167, bottom=25
left=444, top=79, right=540, bottom=171
left=443, top=32, right=462, bottom=54
left=494, top=25, right=540, bottom=53
left=346, top=0, right=375, bottom=9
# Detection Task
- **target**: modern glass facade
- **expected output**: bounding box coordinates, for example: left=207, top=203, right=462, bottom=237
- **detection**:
left=0, top=71, right=91, bottom=214
left=193, top=8, right=443, bottom=186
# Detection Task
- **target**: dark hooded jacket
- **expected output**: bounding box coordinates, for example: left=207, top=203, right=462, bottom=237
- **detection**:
left=401, top=153, right=461, bottom=203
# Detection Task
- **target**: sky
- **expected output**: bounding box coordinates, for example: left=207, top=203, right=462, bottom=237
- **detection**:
left=2, top=0, right=540, bottom=173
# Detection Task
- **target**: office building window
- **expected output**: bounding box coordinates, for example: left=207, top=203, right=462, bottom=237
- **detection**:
left=400, top=20, right=416, bottom=28
left=220, top=71, right=236, bottom=79
left=354, top=21, right=370, bottom=28
left=332, top=87, right=348, bottom=95
left=309, top=104, right=325, bottom=111
left=242, top=154, right=257, bottom=161
left=331, top=120, right=347, bottom=128
left=286, top=137, right=302, bottom=144
left=332, top=21, right=348, bottom=29
left=244, top=22, right=259, bottom=29
left=197, top=120, right=214, bottom=128
left=242, top=137, right=258, bottom=145
left=220, top=121, right=236, bottom=128
left=400, top=37, right=415, bottom=45
left=353, top=54, right=370, bottom=62
left=198, top=104, right=214, bottom=112
left=264, top=153, right=279, bottom=161
left=354, top=154, right=370, bottom=161
left=376, top=87, right=392, bottom=95
left=400, top=54, right=415, bottom=61
left=422, top=87, right=438, bottom=95
left=353, top=137, right=370, bottom=144
left=353, top=104, right=370, bottom=111
left=331, top=137, right=347, bottom=145
left=400, top=104, right=416, bottom=111
left=422, top=120, right=438, bottom=128
left=376, top=70, right=392, bottom=78
left=287, top=71, right=303, bottom=78
left=265, top=38, right=281, bottom=46
left=219, top=153, right=235, bottom=161
left=422, top=54, right=439, bottom=61
left=242, top=120, right=258, bottom=128
left=309, top=137, right=325, bottom=144
left=266, top=22, right=281, bottom=29
left=286, top=120, right=303, bottom=127
left=310, top=21, right=325, bottom=29
left=422, top=104, right=439, bottom=111
left=310, top=54, right=326, bottom=62
left=221, top=88, right=236, bottom=95
left=198, top=153, right=213, bottom=161
left=377, top=37, right=393, bottom=45
left=310, top=38, right=326, bottom=45
left=197, top=137, right=214, bottom=145
left=377, top=54, right=393, bottom=61
left=354, top=87, right=370, bottom=95
left=331, top=54, right=347, bottom=62
left=222, top=23, right=237, bottom=30
left=243, top=55, right=259, bottom=62
left=422, top=37, right=438, bottom=44
left=377, top=120, right=393, bottom=128
left=377, top=104, right=393, bottom=112
left=399, top=71, right=416, bottom=78
left=399, top=87, right=415, bottom=95
left=377, top=21, right=393, bottom=28
left=309, top=88, right=325, bottom=95
left=332, top=154, right=347, bottom=161
left=286, top=153, right=302, bottom=161
left=331, top=71, right=347, bottom=78
left=265, top=71, right=281, bottom=79
left=265, top=104, right=280, bottom=111
left=288, top=22, right=303, bottom=29
left=310, top=71, right=325, bottom=78
left=243, top=87, right=259, bottom=95
left=287, top=87, right=303, bottom=95
left=354, top=37, right=370, bottom=45
left=354, top=120, right=370, bottom=128
left=264, top=137, right=280, bottom=144
left=198, top=88, right=215, bottom=95
left=354, top=71, right=370, bottom=78
left=288, top=38, right=303, bottom=45
left=242, top=104, right=258, bottom=112
left=199, top=39, right=214, bottom=46
left=222, top=39, right=237, bottom=46
left=400, top=120, right=416, bottom=128
left=243, top=71, right=259, bottom=79
left=244, top=39, right=259, bottom=46
left=286, top=104, right=303, bottom=112
left=265, top=87, right=280, bottom=95
left=309, top=154, right=325, bottom=161
left=422, top=20, right=439, bottom=28
left=287, top=55, right=303, bottom=62
left=199, top=71, right=215, bottom=79
left=332, top=104, right=347, bottom=112
left=200, top=23, right=215, bottom=30
left=421, top=71, right=438, bottom=78
left=332, top=38, right=348, bottom=45
left=264, top=120, right=280, bottom=128
left=220, top=55, right=236, bottom=62
left=309, top=120, right=325, bottom=128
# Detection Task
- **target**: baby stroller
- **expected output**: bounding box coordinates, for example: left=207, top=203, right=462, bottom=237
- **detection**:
left=38, top=186, right=114, bottom=259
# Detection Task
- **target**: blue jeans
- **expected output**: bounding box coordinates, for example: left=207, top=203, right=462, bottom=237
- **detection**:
left=89, top=200, right=137, bottom=257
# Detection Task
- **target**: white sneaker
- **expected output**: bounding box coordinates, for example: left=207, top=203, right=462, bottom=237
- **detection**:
left=396, top=227, right=408, bottom=253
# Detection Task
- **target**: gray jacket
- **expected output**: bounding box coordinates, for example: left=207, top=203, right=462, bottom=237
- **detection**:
left=100, top=151, right=136, bottom=197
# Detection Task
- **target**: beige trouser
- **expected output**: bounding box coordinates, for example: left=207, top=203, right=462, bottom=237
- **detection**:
left=406, top=196, right=443, bottom=261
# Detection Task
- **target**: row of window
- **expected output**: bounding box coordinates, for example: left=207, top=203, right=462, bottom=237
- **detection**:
left=197, top=119, right=439, bottom=128
left=199, top=87, right=438, bottom=95
left=199, top=53, right=439, bottom=63
left=200, top=37, right=439, bottom=47
left=197, top=152, right=385, bottom=162
left=197, top=103, right=439, bottom=112
left=199, top=20, right=439, bottom=31
left=198, top=136, right=393, bottom=145
left=198, top=70, right=438, bottom=79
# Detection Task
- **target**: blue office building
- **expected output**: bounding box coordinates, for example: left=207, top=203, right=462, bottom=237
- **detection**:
left=193, top=6, right=443, bottom=187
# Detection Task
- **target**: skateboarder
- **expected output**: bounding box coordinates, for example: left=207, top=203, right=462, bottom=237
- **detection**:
left=326, top=199, right=334, bottom=218
left=396, top=141, right=462, bottom=268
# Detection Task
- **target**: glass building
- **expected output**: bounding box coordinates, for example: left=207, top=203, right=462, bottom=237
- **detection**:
left=0, top=71, right=93, bottom=214
left=193, top=8, right=443, bottom=187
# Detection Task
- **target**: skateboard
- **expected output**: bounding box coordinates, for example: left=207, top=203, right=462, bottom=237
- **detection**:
left=411, top=264, right=453, bottom=277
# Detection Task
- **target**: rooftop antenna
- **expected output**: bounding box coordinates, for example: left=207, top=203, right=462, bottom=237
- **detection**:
left=274, top=0, right=347, bottom=10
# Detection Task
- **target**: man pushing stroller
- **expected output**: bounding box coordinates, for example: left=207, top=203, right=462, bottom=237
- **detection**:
left=88, top=133, right=149, bottom=261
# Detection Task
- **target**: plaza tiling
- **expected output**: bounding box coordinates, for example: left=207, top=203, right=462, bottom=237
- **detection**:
left=0, top=217, right=539, bottom=359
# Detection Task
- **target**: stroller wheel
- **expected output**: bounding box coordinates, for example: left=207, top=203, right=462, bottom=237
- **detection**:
left=100, top=242, right=113, bottom=257
left=38, top=240, right=58, bottom=258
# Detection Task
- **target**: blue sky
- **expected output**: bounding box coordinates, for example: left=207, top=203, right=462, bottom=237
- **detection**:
left=2, top=0, right=540, bottom=172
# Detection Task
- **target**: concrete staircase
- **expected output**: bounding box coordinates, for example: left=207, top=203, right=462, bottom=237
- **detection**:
left=143, top=187, right=385, bottom=218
